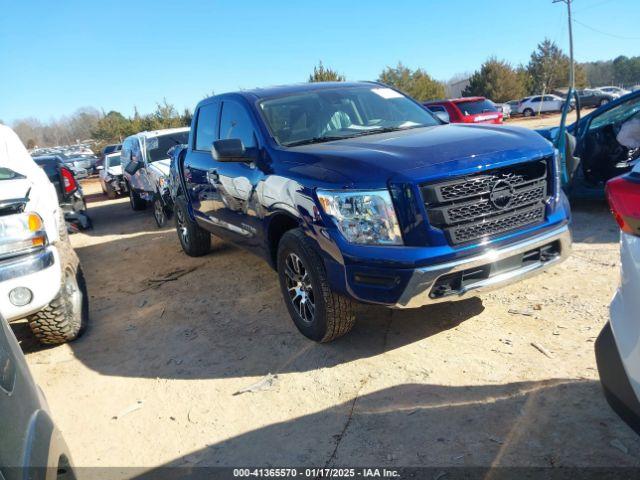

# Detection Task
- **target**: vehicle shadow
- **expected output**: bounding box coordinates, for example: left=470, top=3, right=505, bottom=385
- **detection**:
left=15, top=193, right=485, bottom=378
left=123, top=380, right=640, bottom=476
left=13, top=190, right=612, bottom=381
left=569, top=198, right=619, bottom=244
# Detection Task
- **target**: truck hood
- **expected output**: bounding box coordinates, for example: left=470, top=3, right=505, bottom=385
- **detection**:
left=0, top=178, right=31, bottom=202
left=289, top=124, right=553, bottom=185
left=107, top=166, right=123, bottom=176
left=148, top=159, right=170, bottom=177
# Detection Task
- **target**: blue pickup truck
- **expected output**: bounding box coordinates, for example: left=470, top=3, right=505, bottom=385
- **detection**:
left=169, top=82, right=571, bottom=342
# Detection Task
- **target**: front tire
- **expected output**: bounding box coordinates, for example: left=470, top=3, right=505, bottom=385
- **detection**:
left=523, top=108, right=534, bottom=117
left=174, top=196, right=211, bottom=256
left=129, top=187, right=147, bottom=211
left=106, top=183, right=116, bottom=199
left=599, top=98, right=610, bottom=107
left=277, top=229, right=356, bottom=342
left=27, top=248, right=88, bottom=345
left=153, top=196, right=168, bottom=228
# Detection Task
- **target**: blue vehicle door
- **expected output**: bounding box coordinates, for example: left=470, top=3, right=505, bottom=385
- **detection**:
left=208, top=98, right=266, bottom=248
left=184, top=100, right=222, bottom=224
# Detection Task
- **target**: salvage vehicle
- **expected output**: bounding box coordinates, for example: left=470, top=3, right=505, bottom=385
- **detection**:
left=596, top=161, right=640, bottom=435
left=169, top=82, right=571, bottom=342
left=31, top=155, right=92, bottom=231
left=576, top=88, right=616, bottom=108
left=98, top=151, right=127, bottom=198
left=121, top=127, right=189, bottom=227
left=96, top=143, right=122, bottom=169
left=540, top=89, right=640, bottom=197
left=63, top=153, right=98, bottom=174
left=0, top=125, right=89, bottom=345
left=0, top=313, right=76, bottom=479
left=595, top=86, right=630, bottom=97
left=424, top=97, right=503, bottom=124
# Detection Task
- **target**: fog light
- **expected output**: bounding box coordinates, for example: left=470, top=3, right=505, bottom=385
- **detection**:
left=9, top=287, right=33, bottom=307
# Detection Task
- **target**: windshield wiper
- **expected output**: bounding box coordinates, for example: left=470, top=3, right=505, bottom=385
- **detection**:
left=347, top=125, right=426, bottom=138
left=285, top=135, right=346, bottom=147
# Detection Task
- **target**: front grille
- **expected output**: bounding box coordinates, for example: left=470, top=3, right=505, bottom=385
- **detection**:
left=421, top=159, right=550, bottom=245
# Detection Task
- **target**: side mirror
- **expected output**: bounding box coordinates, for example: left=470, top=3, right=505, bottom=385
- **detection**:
left=124, top=159, right=143, bottom=176
left=434, top=111, right=450, bottom=124
left=212, top=138, right=254, bottom=162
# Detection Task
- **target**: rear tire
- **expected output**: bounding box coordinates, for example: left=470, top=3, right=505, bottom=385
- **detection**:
left=106, top=183, right=116, bottom=199
left=174, top=196, right=211, bottom=256
left=27, top=244, right=88, bottom=345
left=277, top=228, right=356, bottom=342
left=523, top=108, right=534, bottom=117
left=129, top=187, right=146, bottom=211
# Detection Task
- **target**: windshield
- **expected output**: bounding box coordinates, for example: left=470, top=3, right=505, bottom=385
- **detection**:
left=589, top=95, right=640, bottom=131
left=145, top=131, right=189, bottom=162
left=107, top=156, right=121, bottom=167
left=258, top=86, right=439, bottom=146
left=455, top=99, right=498, bottom=116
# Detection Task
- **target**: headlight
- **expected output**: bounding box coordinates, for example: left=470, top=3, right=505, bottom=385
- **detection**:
left=316, top=189, right=402, bottom=245
left=0, top=212, right=48, bottom=260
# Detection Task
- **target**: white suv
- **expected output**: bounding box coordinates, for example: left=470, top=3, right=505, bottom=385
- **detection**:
left=518, top=94, right=569, bottom=116
left=0, top=125, right=88, bottom=344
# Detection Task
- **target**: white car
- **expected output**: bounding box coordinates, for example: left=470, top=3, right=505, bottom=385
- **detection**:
left=596, top=86, right=630, bottom=98
left=121, top=127, right=190, bottom=227
left=597, top=161, right=640, bottom=434
left=0, top=125, right=88, bottom=344
left=518, top=94, right=569, bottom=116
left=98, top=152, right=127, bottom=198
left=494, top=103, right=511, bottom=119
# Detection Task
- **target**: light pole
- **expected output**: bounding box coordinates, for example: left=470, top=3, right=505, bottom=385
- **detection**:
left=553, top=0, right=575, bottom=89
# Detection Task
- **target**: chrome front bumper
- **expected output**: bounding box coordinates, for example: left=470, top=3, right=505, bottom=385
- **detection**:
left=394, top=225, right=571, bottom=309
left=0, top=249, right=55, bottom=283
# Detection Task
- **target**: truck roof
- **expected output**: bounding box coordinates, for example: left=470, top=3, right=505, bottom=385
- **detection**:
left=205, top=81, right=383, bottom=103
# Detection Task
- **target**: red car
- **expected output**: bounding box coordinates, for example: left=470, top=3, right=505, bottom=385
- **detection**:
left=424, top=97, right=503, bottom=124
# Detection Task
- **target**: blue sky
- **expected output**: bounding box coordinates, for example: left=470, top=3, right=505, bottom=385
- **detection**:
left=1, top=0, right=637, bottom=123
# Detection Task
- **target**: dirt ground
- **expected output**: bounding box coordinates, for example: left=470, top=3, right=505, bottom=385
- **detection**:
left=15, top=121, right=640, bottom=473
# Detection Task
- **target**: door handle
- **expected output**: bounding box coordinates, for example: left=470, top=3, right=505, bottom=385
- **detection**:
left=206, top=169, right=219, bottom=184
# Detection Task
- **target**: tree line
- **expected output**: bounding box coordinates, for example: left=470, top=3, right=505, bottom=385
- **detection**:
left=11, top=38, right=640, bottom=149
left=311, top=39, right=640, bottom=104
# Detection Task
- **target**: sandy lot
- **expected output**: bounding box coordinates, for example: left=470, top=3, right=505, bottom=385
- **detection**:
left=14, top=121, right=640, bottom=474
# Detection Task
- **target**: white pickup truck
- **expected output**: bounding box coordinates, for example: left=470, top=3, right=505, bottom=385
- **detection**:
left=0, top=125, right=88, bottom=344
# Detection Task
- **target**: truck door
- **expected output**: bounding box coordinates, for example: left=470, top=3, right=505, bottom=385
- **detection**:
left=209, top=99, right=265, bottom=248
left=128, top=137, right=148, bottom=193
left=184, top=101, right=222, bottom=224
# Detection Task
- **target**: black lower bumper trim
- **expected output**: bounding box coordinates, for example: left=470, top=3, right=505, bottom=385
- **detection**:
left=596, top=322, right=640, bottom=436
